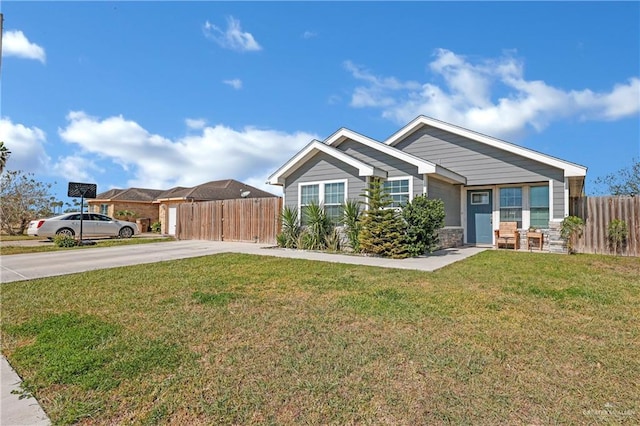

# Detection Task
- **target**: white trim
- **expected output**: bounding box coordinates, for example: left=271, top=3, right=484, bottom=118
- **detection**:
left=564, top=178, right=569, bottom=218
left=423, top=174, right=428, bottom=196
left=385, top=116, right=587, bottom=178
left=267, top=141, right=385, bottom=185
left=548, top=179, right=554, bottom=221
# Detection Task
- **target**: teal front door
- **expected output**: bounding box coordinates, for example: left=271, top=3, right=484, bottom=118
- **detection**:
left=467, top=190, right=493, bottom=244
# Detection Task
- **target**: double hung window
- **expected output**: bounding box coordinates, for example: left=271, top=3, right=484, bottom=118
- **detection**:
left=299, top=180, right=346, bottom=225
left=383, top=178, right=411, bottom=208
left=529, top=186, right=550, bottom=228
left=499, top=187, right=522, bottom=227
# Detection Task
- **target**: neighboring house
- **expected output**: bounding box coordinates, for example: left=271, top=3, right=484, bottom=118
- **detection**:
left=89, top=179, right=278, bottom=235
left=154, top=179, right=278, bottom=235
left=89, top=187, right=165, bottom=224
left=268, top=116, right=587, bottom=249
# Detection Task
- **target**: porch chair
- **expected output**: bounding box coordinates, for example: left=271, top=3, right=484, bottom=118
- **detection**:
left=494, top=221, right=520, bottom=250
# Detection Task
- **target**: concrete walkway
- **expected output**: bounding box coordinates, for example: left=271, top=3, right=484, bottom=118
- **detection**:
left=1, top=240, right=486, bottom=424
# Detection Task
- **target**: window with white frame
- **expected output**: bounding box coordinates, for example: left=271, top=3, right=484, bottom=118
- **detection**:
left=100, top=204, right=109, bottom=215
left=529, top=185, right=550, bottom=228
left=383, top=178, right=411, bottom=208
left=499, top=187, right=522, bottom=227
left=299, top=180, right=346, bottom=225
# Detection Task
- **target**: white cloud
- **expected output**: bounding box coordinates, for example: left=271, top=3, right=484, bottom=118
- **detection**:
left=223, top=79, right=243, bottom=90
left=0, top=118, right=50, bottom=172
left=302, top=31, right=317, bottom=39
left=203, top=17, right=262, bottom=52
left=51, top=155, right=104, bottom=183
left=185, top=118, right=207, bottom=130
left=59, top=111, right=317, bottom=191
left=2, top=30, right=46, bottom=63
left=346, top=49, right=640, bottom=139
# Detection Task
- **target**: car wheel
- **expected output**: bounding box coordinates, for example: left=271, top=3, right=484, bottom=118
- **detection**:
left=56, top=228, right=75, bottom=237
left=119, top=227, right=134, bottom=238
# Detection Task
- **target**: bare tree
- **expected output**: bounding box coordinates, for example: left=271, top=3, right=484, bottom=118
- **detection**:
left=0, top=141, right=11, bottom=174
left=0, top=170, right=55, bottom=235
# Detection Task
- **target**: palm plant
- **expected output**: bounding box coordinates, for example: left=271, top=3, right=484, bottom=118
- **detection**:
left=300, top=201, right=332, bottom=250
left=277, top=205, right=301, bottom=248
left=342, top=199, right=362, bottom=252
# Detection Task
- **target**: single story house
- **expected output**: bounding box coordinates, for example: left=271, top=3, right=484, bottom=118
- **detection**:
left=267, top=116, right=587, bottom=250
left=89, top=179, right=278, bottom=235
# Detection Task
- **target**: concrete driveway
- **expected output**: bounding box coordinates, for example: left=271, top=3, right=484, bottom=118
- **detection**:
left=1, top=240, right=487, bottom=283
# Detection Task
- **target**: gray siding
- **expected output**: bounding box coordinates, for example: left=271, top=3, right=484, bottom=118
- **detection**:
left=284, top=151, right=366, bottom=209
left=396, top=127, right=565, bottom=186
left=553, top=179, right=564, bottom=219
left=428, top=177, right=461, bottom=226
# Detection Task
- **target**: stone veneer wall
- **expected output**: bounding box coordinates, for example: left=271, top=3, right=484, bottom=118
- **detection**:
left=437, top=226, right=464, bottom=249
left=516, top=222, right=566, bottom=253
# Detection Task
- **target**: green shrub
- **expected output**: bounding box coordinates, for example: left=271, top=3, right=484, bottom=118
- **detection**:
left=150, top=222, right=161, bottom=233
left=53, top=235, right=78, bottom=248
left=560, top=215, right=584, bottom=254
left=402, top=195, right=445, bottom=256
left=608, top=219, right=628, bottom=255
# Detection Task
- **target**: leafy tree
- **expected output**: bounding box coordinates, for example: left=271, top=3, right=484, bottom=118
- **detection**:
left=358, top=179, right=408, bottom=259
left=594, top=158, right=639, bottom=196
left=0, top=170, right=55, bottom=235
left=0, top=141, right=11, bottom=174
left=402, top=195, right=445, bottom=256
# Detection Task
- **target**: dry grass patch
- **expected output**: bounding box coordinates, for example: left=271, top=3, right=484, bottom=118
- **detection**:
left=1, top=251, right=639, bottom=424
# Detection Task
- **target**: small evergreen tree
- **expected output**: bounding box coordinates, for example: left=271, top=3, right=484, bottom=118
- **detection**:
left=358, top=179, right=409, bottom=259
left=402, top=195, right=445, bottom=256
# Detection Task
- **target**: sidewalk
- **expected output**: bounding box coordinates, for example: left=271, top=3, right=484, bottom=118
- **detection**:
left=1, top=241, right=486, bottom=423
left=1, top=355, right=50, bottom=425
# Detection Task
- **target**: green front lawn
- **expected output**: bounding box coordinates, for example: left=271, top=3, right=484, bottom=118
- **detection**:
left=1, top=251, right=639, bottom=425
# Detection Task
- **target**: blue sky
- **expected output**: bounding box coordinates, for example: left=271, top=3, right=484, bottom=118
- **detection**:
left=1, top=1, right=639, bottom=203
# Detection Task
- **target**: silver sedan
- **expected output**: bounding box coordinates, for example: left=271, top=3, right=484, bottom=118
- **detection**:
left=27, top=213, right=139, bottom=239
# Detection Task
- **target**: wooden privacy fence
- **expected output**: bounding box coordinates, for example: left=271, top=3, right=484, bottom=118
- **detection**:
left=176, top=198, right=282, bottom=244
left=571, top=196, right=640, bottom=257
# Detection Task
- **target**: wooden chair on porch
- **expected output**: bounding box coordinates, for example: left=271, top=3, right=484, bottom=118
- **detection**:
left=494, top=221, right=520, bottom=250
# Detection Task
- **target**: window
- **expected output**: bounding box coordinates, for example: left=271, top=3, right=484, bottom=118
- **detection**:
left=471, top=192, right=489, bottom=205
left=300, top=184, right=319, bottom=225
left=383, top=178, right=410, bottom=208
left=100, top=204, right=109, bottom=215
left=500, top=187, right=522, bottom=227
left=529, top=186, right=550, bottom=228
left=299, top=180, right=346, bottom=225
left=323, top=182, right=345, bottom=224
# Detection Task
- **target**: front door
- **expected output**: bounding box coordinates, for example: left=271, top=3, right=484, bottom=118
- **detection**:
left=467, top=190, right=493, bottom=244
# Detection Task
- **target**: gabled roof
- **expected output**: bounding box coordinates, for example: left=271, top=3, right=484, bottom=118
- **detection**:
left=385, top=115, right=587, bottom=177
left=267, top=140, right=388, bottom=185
left=94, top=187, right=164, bottom=202
left=155, top=179, right=278, bottom=202
left=326, top=128, right=438, bottom=175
